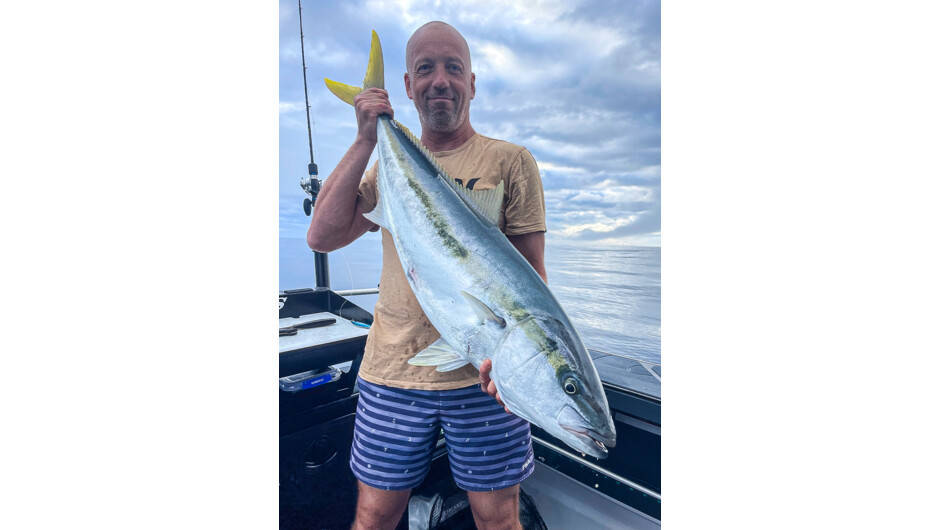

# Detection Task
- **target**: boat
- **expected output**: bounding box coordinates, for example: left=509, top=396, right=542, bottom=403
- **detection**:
left=280, top=3, right=660, bottom=527
left=279, top=284, right=661, bottom=529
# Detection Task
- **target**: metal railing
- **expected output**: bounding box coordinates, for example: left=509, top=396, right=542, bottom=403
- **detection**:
left=334, top=288, right=380, bottom=297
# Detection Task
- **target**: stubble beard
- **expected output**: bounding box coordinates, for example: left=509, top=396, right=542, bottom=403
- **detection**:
left=419, top=103, right=462, bottom=134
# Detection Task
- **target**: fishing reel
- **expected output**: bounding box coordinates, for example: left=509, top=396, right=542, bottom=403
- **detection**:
left=300, top=162, right=320, bottom=216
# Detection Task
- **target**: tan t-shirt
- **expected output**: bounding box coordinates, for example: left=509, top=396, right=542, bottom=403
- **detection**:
left=355, top=133, right=546, bottom=390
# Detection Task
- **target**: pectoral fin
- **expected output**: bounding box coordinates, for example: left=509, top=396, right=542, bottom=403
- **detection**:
left=362, top=200, right=389, bottom=230
left=408, top=337, right=471, bottom=372
left=460, top=291, right=506, bottom=327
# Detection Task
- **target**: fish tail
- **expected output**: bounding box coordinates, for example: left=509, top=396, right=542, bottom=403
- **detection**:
left=324, top=30, right=384, bottom=105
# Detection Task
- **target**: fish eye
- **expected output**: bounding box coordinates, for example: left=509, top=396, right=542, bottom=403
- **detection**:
left=563, top=377, right=579, bottom=395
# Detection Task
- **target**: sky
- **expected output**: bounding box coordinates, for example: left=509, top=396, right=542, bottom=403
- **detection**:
left=278, top=0, right=661, bottom=249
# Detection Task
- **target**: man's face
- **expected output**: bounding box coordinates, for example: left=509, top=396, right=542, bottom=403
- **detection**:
left=405, top=25, right=476, bottom=135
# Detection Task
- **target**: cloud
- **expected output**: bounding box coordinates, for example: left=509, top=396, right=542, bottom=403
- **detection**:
left=279, top=101, right=304, bottom=113
left=567, top=185, right=655, bottom=205
left=279, top=0, right=660, bottom=247
left=549, top=201, right=660, bottom=243
left=558, top=217, right=636, bottom=237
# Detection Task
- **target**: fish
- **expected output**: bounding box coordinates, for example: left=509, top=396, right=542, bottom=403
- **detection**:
left=324, top=31, right=616, bottom=459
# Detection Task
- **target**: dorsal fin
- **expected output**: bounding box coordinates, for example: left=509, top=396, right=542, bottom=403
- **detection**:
left=455, top=182, right=504, bottom=226
left=390, top=120, right=504, bottom=226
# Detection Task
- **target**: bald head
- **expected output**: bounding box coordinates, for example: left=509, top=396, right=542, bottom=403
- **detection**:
left=403, top=20, right=477, bottom=143
left=405, top=21, right=472, bottom=75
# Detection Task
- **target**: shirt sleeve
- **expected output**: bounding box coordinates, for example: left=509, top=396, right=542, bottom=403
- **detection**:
left=502, top=148, right=547, bottom=236
left=356, top=161, right=381, bottom=232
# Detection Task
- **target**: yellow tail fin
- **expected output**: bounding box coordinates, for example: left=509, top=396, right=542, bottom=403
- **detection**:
left=324, top=30, right=384, bottom=105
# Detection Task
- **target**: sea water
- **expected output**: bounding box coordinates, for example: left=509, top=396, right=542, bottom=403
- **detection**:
left=280, top=235, right=661, bottom=366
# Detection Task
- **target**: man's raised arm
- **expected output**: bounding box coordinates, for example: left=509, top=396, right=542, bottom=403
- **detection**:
left=307, top=88, right=393, bottom=252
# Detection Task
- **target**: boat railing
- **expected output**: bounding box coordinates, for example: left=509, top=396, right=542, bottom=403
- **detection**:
left=588, top=348, right=661, bottom=370
left=334, top=288, right=380, bottom=296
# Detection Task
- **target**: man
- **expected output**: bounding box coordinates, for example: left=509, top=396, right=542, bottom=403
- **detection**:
left=307, top=21, right=546, bottom=530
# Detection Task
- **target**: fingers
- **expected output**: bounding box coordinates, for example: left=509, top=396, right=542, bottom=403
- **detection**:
left=479, top=359, right=492, bottom=392
left=479, top=359, right=513, bottom=415
left=354, top=88, right=394, bottom=119
left=489, top=383, right=511, bottom=415
left=489, top=381, right=509, bottom=412
left=352, top=88, right=393, bottom=144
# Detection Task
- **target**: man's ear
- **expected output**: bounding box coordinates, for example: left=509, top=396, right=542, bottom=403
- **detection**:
left=470, top=72, right=475, bottom=100
left=404, top=72, right=414, bottom=100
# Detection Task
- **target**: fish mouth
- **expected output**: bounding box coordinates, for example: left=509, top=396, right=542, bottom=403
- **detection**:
left=560, top=425, right=616, bottom=455
left=557, top=406, right=617, bottom=459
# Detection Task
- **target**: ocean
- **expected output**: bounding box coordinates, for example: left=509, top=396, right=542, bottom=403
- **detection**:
left=280, top=235, right=661, bottom=366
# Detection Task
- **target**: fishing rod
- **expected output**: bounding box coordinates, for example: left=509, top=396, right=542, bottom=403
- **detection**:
left=297, top=0, right=329, bottom=289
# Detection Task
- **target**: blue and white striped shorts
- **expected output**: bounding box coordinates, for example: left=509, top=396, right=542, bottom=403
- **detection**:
left=350, top=377, right=534, bottom=492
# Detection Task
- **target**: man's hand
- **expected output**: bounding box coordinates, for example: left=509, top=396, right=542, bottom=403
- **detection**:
left=354, top=88, right=394, bottom=144
left=479, top=359, right=512, bottom=415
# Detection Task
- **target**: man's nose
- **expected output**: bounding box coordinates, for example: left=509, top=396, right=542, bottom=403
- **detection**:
left=431, top=66, right=449, bottom=90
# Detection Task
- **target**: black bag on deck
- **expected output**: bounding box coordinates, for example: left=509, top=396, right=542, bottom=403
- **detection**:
left=407, top=485, right=547, bottom=530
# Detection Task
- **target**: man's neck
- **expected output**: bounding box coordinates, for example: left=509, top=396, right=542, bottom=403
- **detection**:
left=420, top=122, right=477, bottom=152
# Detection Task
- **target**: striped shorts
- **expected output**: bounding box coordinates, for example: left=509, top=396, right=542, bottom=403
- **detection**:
left=350, top=377, right=534, bottom=492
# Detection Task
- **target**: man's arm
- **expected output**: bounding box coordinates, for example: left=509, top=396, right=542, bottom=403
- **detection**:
left=307, top=88, right=393, bottom=252
left=508, top=231, right=547, bottom=282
